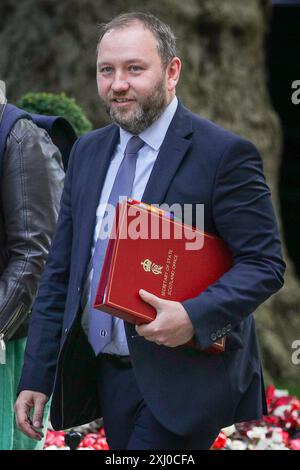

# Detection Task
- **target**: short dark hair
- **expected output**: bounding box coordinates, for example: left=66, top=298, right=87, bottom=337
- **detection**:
left=97, top=12, right=177, bottom=69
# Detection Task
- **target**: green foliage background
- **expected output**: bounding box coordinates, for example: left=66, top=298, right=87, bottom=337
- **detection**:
left=17, top=92, right=92, bottom=136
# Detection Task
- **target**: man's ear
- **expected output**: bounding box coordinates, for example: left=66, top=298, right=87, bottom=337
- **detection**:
left=166, top=57, right=181, bottom=92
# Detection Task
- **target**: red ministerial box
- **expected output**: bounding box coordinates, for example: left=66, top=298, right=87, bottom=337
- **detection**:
left=93, top=199, right=233, bottom=354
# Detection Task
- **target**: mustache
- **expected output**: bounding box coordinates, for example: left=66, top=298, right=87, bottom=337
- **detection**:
left=108, top=95, right=137, bottom=100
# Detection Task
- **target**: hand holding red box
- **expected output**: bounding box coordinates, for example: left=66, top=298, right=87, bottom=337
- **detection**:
left=93, top=199, right=233, bottom=354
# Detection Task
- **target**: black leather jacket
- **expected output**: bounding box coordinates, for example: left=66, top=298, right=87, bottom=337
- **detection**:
left=0, top=118, right=65, bottom=343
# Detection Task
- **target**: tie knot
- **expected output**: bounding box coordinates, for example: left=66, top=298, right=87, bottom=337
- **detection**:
left=125, top=136, right=144, bottom=156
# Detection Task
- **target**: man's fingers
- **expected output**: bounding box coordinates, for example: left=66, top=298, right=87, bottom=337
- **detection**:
left=32, top=400, right=45, bottom=430
left=20, top=416, right=43, bottom=440
left=136, top=290, right=166, bottom=337
left=14, top=391, right=48, bottom=441
left=14, top=401, right=43, bottom=440
left=139, top=289, right=162, bottom=309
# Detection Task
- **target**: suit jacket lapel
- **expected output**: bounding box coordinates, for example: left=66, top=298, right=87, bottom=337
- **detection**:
left=78, top=124, right=119, bottom=283
left=142, top=101, right=193, bottom=204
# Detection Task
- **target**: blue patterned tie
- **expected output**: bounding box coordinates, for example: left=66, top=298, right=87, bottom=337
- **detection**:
left=88, top=136, right=144, bottom=355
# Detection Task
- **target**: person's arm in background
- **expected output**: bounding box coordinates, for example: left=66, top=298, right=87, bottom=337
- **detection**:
left=0, top=118, right=65, bottom=344
left=14, top=133, right=79, bottom=440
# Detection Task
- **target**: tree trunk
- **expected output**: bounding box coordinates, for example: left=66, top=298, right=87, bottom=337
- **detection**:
left=1, top=0, right=298, bottom=384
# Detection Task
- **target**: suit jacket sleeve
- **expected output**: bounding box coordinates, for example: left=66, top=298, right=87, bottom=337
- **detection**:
left=182, top=138, right=286, bottom=350
left=17, top=138, right=80, bottom=396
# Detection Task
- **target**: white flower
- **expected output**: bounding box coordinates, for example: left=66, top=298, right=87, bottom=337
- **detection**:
left=274, top=389, right=289, bottom=398
left=227, top=440, right=248, bottom=450
left=273, top=405, right=291, bottom=418
left=44, top=445, right=69, bottom=450
left=221, top=425, right=236, bottom=437
left=247, top=426, right=267, bottom=439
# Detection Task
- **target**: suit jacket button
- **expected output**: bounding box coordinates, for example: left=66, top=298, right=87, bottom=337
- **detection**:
left=77, top=287, right=81, bottom=293
left=64, top=328, right=68, bottom=334
left=211, top=333, right=217, bottom=341
left=100, top=329, right=107, bottom=337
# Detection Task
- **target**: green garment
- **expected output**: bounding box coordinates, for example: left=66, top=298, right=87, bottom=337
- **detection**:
left=0, top=337, right=50, bottom=450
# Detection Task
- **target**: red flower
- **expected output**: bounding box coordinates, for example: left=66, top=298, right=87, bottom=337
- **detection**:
left=263, top=416, right=280, bottom=426
left=45, top=431, right=57, bottom=446
left=282, top=431, right=290, bottom=445
left=211, top=432, right=227, bottom=450
left=55, top=435, right=65, bottom=448
left=81, top=434, right=97, bottom=448
left=274, top=396, right=293, bottom=407
left=266, top=384, right=276, bottom=406
left=45, top=430, right=65, bottom=448
left=95, top=437, right=109, bottom=450
left=289, top=439, right=300, bottom=451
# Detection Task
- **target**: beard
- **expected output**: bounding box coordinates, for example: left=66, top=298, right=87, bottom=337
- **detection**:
left=102, top=77, right=168, bottom=135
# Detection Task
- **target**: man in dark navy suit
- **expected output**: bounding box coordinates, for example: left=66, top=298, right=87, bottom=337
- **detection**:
left=14, top=12, right=285, bottom=450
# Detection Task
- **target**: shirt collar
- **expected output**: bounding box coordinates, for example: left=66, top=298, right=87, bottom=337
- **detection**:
left=119, top=96, right=178, bottom=153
